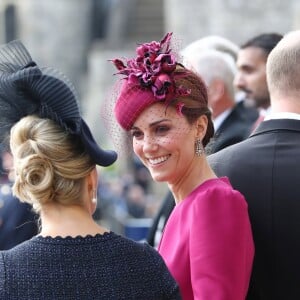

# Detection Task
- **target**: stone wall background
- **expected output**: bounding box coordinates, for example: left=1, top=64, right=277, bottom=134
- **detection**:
left=165, top=0, right=297, bottom=47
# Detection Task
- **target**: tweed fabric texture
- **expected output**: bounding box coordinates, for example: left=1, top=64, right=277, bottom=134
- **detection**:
left=0, top=232, right=181, bottom=299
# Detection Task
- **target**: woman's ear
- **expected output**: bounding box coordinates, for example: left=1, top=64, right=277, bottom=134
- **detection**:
left=87, top=166, right=98, bottom=193
left=91, top=167, right=98, bottom=191
left=195, top=114, right=208, bottom=139
left=86, top=167, right=98, bottom=214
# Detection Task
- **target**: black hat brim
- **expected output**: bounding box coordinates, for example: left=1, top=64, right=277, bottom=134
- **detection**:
left=80, top=119, right=117, bottom=167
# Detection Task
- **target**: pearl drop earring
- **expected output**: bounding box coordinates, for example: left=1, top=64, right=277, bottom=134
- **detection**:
left=91, top=189, right=97, bottom=204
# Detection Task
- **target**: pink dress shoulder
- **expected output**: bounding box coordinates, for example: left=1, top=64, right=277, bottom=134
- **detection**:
left=158, top=177, right=254, bottom=300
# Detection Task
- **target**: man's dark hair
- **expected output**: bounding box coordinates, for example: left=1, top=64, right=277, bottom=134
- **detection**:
left=241, top=33, right=283, bottom=55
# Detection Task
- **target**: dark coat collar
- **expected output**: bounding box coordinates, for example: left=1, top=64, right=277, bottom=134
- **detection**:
left=250, top=118, right=300, bottom=137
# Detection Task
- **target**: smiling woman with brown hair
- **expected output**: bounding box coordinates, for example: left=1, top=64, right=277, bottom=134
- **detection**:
left=110, top=32, right=254, bottom=299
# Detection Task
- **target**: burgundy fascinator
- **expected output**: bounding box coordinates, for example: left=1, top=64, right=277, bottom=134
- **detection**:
left=111, top=32, right=190, bottom=130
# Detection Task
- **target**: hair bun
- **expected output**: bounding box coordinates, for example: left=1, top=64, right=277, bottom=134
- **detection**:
left=14, top=153, right=55, bottom=205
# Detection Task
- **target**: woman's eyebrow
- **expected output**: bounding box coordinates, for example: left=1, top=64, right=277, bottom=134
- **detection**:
left=131, top=119, right=170, bottom=130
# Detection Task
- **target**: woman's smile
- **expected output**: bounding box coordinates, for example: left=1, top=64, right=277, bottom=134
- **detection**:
left=147, top=154, right=171, bottom=166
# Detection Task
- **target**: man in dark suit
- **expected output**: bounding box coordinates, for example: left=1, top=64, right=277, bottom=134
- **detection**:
left=207, top=96, right=258, bottom=153
left=0, top=192, right=38, bottom=250
left=209, top=30, right=300, bottom=299
left=0, top=151, right=38, bottom=250
left=147, top=37, right=258, bottom=247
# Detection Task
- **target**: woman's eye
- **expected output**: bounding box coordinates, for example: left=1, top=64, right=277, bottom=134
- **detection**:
left=131, top=130, right=143, bottom=139
left=156, top=126, right=170, bottom=134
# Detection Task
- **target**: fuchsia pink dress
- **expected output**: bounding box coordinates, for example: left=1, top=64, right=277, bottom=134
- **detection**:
left=158, top=177, right=254, bottom=300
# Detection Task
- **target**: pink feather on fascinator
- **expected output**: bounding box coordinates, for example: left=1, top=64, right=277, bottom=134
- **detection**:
left=111, top=32, right=191, bottom=130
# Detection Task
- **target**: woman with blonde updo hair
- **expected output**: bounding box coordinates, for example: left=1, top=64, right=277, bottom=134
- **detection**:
left=11, top=115, right=96, bottom=213
left=0, top=40, right=181, bottom=300
left=11, top=115, right=100, bottom=235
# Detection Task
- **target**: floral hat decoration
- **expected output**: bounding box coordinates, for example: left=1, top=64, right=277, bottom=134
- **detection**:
left=111, top=32, right=192, bottom=131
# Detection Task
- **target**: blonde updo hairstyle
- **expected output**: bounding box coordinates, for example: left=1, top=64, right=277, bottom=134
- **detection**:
left=10, top=115, right=95, bottom=213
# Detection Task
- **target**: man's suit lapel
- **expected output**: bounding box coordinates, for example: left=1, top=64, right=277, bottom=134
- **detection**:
left=215, top=108, right=236, bottom=135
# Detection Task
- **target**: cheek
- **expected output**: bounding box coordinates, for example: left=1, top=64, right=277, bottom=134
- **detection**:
left=132, top=140, right=143, bottom=156
left=159, top=137, right=174, bottom=147
left=253, top=71, right=265, bottom=83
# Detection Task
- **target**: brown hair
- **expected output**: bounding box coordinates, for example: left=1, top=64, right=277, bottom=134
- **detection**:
left=169, top=65, right=214, bottom=147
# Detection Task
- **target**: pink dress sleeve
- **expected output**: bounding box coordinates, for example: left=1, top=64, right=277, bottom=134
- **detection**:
left=189, top=186, right=254, bottom=299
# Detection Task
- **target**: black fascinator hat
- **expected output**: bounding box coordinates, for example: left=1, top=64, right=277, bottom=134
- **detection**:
left=0, top=40, right=117, bottom=167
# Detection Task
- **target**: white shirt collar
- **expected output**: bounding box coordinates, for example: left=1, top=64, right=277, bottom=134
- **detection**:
left=264, top=112, right=300, bottom=121
left=213, top=108, right=232, bottom=131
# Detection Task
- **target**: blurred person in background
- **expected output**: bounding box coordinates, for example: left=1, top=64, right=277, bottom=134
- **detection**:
left=182, top=37, right=258, bottom=152
left=181, top=35, right=259, bottom=124
left=0, top=40, right=181, bottom=300
left=234, top=32, right=283, bottom=129
left=0, top=150, right=38, bottom=250
left=124, top=183, right=146, bottom=218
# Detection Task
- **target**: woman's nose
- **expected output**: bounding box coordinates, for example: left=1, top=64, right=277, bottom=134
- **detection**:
left=142, top=135, right=158, bottom=152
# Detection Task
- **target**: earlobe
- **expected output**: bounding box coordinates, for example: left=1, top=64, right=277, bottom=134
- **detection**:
left=216, top=81, right=225, bottom=98
left=91, top=167, right=98, bottom=188
left=87, top=167, right=98, bottom=194
left=91, top=189, right=97, bottom=204
left=87, top=167, right=98, bottom=211
left=195, top=115, right=208, bottom=139
left=211, top=79, right=225, bottom=99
